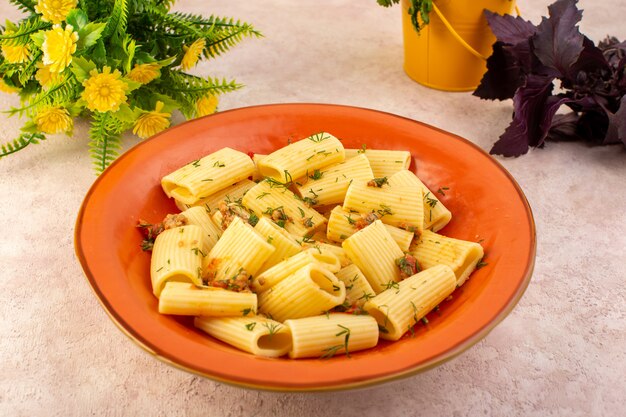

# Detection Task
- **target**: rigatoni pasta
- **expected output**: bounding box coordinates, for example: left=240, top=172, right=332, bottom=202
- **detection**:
left=344, top=148, right=411, bottom=178
left=158, top=282, right=257, bottom=317
left=257, top=132, right=345, bottom=181
left=140, top=138, right=485, bottom=359
left=343, top=181, right=424, bottom=233
left=258, top=263, right=345, bottom=322
left=294, top=154, right=373, bottom=207
left=364, top=264, right=457, bottom=341
left=411, top=230, right=484, bottom=287
left=285, top=313, right=378, bottom=358
left=194, top=315, right=291, bottom=358
left=341, top=220, right=404, bottom=294
left=161, top=147, right=255, bottom=205
left=388, top=170, right=451, bottom=232
left=150, top=225, right=205, bottom=297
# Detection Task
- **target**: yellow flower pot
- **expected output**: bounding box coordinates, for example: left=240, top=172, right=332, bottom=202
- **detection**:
left=402, top=0, right=517, bottom=91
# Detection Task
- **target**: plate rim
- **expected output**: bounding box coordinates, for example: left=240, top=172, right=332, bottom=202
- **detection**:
left=74, top=102, right=537, bottom=391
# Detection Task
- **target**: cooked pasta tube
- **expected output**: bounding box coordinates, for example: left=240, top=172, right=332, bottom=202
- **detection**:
left=411, top=230, right=484, bottom=287
left=179, top=206, right=222, bottom=251
left=327, top=206, right=414, bottom=250
left=150, top=225, right=205, bottom=297
left=284, top=313, right=378, bottom=359
left=258, top=264, right=345, bottom=322
left=314, top=242, right=351, bottom=268
left=242, top=179, right=326, bottom=237
left=342, top=220, right=404, bottom=294
left=251, top=154, right=267, bottom=181
left=343, top=181, right=424, bottom=233
left=257, top=132, right=345, bottom=181
left=294, top=154, right=373, bottom=207
left=175, top=179, right=256, bottom=214
left=344, top=148, right=411, bottom=178
left=194, top=315, right=291, bottom=358
left=388, top=170, right=451, bottom=232
left=158, top=282, right=257, bottom=316
left=364, top=264, right=456, bottom=341
left=203, top=217, right=275, bottom=284
left=253, top=217, right=302, bottom=273
left=335, top=264, right=376, bottom=308
left=161, top=147, right=255, bottom=205
left=251, top=248, right=340, bottom=293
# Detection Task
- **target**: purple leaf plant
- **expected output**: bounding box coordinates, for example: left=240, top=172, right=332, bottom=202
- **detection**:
left=474, top=0, right=626, bottom=156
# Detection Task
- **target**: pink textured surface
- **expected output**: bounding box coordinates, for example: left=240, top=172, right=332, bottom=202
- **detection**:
left=0, top=1, right=624, bottom=416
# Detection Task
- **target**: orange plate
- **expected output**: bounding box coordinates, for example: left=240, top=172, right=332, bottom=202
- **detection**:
left=75, top=103, right=536, bottom=391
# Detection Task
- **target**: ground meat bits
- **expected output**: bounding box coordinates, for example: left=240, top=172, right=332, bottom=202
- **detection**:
left=162, top=213, right=188, bottom=229
left=205, top=265, right=252, bottom=292
left=395, top=254, right=420, bottom=279
left=354, top=212, right=379, bottom=230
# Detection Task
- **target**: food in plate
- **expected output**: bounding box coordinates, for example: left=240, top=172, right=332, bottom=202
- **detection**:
left=137, top=132, right=485, bottom=359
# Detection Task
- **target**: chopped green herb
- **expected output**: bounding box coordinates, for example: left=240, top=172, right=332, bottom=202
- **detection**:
left=191, top=159, right=201, bottom=168
left=241, top=307, right=254, bottom=317
left=247, top=212, right=259, bottom=227
left=308, top=169, right=323, bottom=180
left=424, top=192, right=438, bottom=208
left=437, top=186, right=449, bottom=196
left=245, top=322, right=257, bottom=331
left=367, top=177, right=389, bottom=188
left=357, top=144, right=367, bottom=154
left=262, top=322, right=282, bottom=340
left=256, top=192, right=270, bottom=199
left=309, top=132, right=330, bottom=143
left=213, top=161, right=225, bottom=168
left=201, top=178, right=213, bottom=182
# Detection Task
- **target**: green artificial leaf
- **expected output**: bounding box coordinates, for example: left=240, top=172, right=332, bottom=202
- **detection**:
left=92, top=39, right=107, bottom=66
left=76, top=22, right=106, bottom=51
left=151, top=93, right=180, bottom=113
left=70, top=56, right=97, bottom=82
left=112, top=103, right=141, bottom=123
left=122, top=77, right=142, bottom=92
left=30, top=30, right=45, bottom=48
left=66, top=9, right=89, bottom=31
left=20, top=120, right=38, bottom=134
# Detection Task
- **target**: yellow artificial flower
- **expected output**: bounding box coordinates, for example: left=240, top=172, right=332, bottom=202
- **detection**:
left=35, top=62, right=62, bottom=90
left=1, top=31, right=31, bottom=64
left=195, top=94, right=218, bottom=117
left=0, top=78, right=18, bottom=94
left=126, top=63, right=160, bottom=84
left=42, top=24, right=79, bottom=73
left=132, top=101, right=171, bottom=139
left=181, top=38, right=206, bottom=70
left=82, top=66, right=129, bottom=113
left=35, top=0, right=78, bottom=24
left=35, top=106, right=73, bottom=134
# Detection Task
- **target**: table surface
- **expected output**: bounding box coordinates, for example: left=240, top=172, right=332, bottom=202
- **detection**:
left=1, top=1, right=625, bottom=416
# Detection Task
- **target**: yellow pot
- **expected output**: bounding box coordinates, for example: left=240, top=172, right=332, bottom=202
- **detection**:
left=402, top=0, right=517, bottom=91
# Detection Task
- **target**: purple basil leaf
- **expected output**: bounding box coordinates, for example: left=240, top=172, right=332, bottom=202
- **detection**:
left=490, top=75, right=573, bottom=156
left=566, top=36, right=610, bottom=86
left=474, top=42, right=524, bottom=100
left=603, top=96, right=626, bottom=145
left=484, top=10, right=536, bottom=45
left=576, top=111, right=611, bottom=144
left=532, top=0, right=585, bottom=78
left=546, top=112, right=580, bottom=141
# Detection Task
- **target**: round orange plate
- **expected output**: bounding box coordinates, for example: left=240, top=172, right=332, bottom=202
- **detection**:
left=75, top=103, right=536, bottom=391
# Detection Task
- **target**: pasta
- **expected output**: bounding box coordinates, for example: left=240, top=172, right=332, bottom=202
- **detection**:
left=364, top=264, right=457, bottom=341
left=140, top=138, right=485, bottom=359
left=343, top=181, right=424, bottom=233
left=241, top=179, right=327, bottom=237
left=285, top=313, right=378, bottom=358
left=258, top=263, right=345, bottom=322
left=388, top=170, right=451, bottom=232
left=294, top=154, right=373, bottom=207
left=341, top=220, right=404, bottom=294
left=344, top=148, right=411, bottom=178
left=411, top=230, right=484, bottom=287
left=158, top=282, right=257, bottom=316
left=161, top=147, right=255, bottom=205
left=257, top=132, right=345, bottom=181
left=203, top=216, right=275, bottom=285
left=194, top=315, right=291, bottom=358
left=150, top=225, right=205, bottom=297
